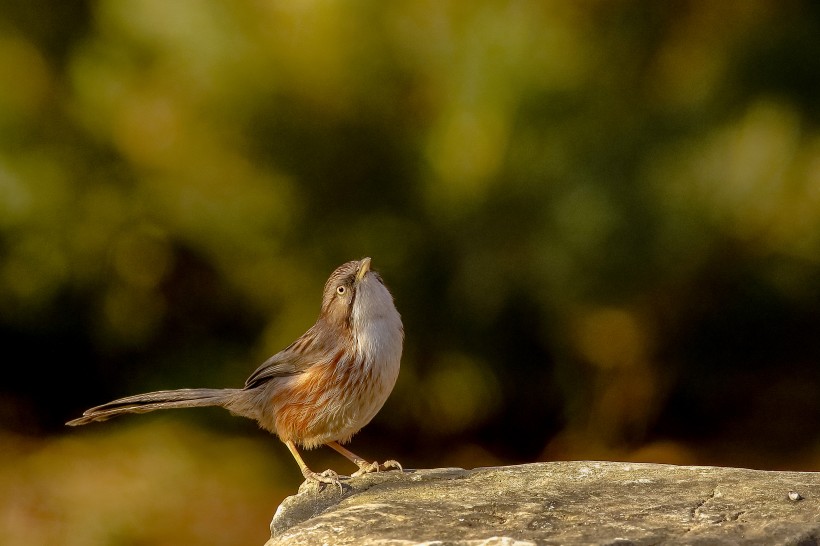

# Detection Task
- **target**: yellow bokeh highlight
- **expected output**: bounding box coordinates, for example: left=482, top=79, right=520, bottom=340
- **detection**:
left=421, top=353, right=501, bottom=435
left=0, top=36, right=51, bottom=123
left=652, top=99, right=820, bottom=262
left=573, top=307, right=649, bottom=371
left=571, top=307, right=660, bottom=445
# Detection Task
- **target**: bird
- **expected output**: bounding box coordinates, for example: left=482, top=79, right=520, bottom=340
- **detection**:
left=67, top=257, right=404, bottom=488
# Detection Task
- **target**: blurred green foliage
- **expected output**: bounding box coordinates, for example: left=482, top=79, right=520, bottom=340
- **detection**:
left=0, top=423, right=287, bottom=545
left=2, top=0, right=820, bottom=543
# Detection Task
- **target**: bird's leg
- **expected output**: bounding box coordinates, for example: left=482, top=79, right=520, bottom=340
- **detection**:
left=326, top=441, right=403, bottom=477
left=285, top=440, right=343, bottom=492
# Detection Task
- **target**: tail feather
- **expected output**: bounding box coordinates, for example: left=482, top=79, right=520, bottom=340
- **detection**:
left=66, top=388, right=238, bottom=426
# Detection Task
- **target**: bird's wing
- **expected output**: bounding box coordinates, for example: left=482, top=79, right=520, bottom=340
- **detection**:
left=244, top=350, right=307, bottom=389
left=244, top=329, right=323, bottom=389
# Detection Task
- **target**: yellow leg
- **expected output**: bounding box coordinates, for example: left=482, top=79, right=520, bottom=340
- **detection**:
left=285, top=440, right=342, bottom=491
left=326, top=441, right=403, bottom=477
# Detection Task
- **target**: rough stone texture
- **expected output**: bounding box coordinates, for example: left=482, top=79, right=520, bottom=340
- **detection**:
left=265, top=461, right=820, bottom=545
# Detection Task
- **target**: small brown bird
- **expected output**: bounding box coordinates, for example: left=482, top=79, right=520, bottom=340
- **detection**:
left=67, top=257, right=404, bottom=487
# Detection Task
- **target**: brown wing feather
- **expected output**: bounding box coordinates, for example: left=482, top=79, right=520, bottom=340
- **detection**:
left=244, top=326, right=323, bottom=389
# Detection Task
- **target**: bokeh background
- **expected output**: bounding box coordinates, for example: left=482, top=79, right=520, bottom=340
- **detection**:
left=2, top=0, right=820, bottom=544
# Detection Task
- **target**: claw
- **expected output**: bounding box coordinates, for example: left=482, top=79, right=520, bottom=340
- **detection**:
left=351, top=459, right=404, bottom=478
left=351, top=461, right=380, bottom=478
left=304, top=468, right=345, bottom=493
left=382, top=459, right=403, bottom=472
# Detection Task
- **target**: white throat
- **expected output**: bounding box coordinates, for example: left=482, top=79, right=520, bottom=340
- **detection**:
left=352, top=276, right=404, bottom=366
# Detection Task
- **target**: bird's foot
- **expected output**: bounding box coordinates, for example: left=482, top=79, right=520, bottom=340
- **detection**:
left=351, top=459, right=403, bottom=478
left=303, top=468, right=345, bottom=493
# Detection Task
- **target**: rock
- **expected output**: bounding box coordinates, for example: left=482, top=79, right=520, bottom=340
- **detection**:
left=265, top=461, right=820, bottom=545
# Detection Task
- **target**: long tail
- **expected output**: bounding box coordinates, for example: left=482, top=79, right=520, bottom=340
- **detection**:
left=66, top=388, right=240, bottom=426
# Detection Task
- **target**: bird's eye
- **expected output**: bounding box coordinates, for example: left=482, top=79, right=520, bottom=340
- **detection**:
left=336, top=286, right=346, bottom=295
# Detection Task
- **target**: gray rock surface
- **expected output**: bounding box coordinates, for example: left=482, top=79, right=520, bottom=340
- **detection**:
left=265, top=461, right=820, bottom=545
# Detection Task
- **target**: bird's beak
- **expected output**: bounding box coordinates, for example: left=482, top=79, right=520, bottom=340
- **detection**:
left=356, top=257, right=371, bottom=281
